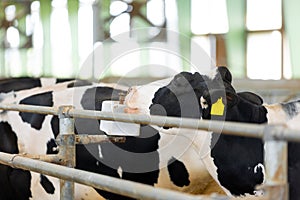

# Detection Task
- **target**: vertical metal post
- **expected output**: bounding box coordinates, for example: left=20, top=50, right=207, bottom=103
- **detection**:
left=58, top=106, right=76, bottom=200
left=263, top=126, right=288, bottom=200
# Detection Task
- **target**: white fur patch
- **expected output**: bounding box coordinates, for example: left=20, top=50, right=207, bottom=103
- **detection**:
left=254, top=163, right=265, bottom=175
left=40, top=78, right=57, bottom=87
left=117, top=166, right=123, bottom=178
left=124, top=77, right=173, bottom=114
left=200, top=96, right=208, bottom=109
left=98, top=145, right=103, bottom=159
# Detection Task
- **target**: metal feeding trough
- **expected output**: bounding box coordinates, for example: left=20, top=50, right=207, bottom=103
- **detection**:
left=100, top=94, right=140, bottom=136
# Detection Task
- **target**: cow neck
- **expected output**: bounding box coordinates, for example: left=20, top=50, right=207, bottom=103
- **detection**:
left=252, top=105, right=268, bottom=124
left=236, top=98, right=268, bottom=124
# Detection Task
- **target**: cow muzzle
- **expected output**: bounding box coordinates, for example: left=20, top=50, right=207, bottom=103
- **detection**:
left=124, top=87, right=140, bottom=114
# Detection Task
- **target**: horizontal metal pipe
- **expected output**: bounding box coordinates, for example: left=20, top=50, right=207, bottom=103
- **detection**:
left=20, top=154, right=62, bottom=164
left=0, top=103, right=58, bottom=115
left=74, top=135, right=126, bottom=144
left=66, top=108, right=300, bottom=142
left=0, top=103, right=299, bottom=142
left=0, top=152, right=232, bottom=200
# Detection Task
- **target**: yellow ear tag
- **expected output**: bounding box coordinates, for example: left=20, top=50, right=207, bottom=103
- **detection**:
left=210, top=97, right=225, bottom=116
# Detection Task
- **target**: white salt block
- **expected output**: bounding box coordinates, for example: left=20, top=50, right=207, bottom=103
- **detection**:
left=100, top=101, right=140, bottom=136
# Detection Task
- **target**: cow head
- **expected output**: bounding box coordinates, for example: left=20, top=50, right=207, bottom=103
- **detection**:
left=149, top=71, right=207, bottom=119
left=200, top=66, right=267, bottom=124
left=145, top=67, right=237, bottom=122
left=200, top=66, right=238, bottom=120
left=124, top=67, right=236, bottom=121
left=124, top=71, right=210, bottom=120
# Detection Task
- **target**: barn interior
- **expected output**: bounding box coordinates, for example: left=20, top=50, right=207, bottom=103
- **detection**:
left=0, top=0, right=299, bottom=102
left=1, top=1, right=300, bottom=200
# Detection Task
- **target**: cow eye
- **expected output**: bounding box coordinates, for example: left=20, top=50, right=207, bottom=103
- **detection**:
left=200, top=97, right=209, bottom=109
left=202, top=99, right=207, bottom=105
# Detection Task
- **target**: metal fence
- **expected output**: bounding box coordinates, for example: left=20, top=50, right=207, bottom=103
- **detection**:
left=0, top=103, right=297, bottom=200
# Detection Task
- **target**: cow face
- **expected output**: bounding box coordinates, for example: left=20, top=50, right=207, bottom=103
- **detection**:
left=149, top=72, right=208, bottom=119
left=146, top=67, right=267, bottom=196
left=199, top=66, right=269, bottom=124
left=146, top=67, right=236, bottom=121
left=199, top=67, right=239, bottom=121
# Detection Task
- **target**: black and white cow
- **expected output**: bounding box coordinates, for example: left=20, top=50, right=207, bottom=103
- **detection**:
left=133, top=66, right=300, bottom=199
left=124, top=73, right=226, bottom=194
left=264, top=100, right=300, bottom=200
left=3, top=67, right=297, bottom=199
left=199, top=68, right=300, bottom=199
left=0, top=79, right=103, bottom=200
left=0, top=75, right=226, bottom=200
left=124, top=67, right=264, bottom=196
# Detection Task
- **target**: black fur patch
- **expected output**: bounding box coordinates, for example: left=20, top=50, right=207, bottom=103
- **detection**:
left=67, top=80, right=93, bottom=88
left=40, top=175, right=55, bottom=194
left=211, top=134, right=264, bottom=195
left=150, top=72, right=205, bottom=121
left=237, top=92, right=264, bottom=105
left=0, top=122, right=32, bottom=200
left=167, top=157, right=190, bottom=187
left=0, top=78, right=41, bottom=93
left=80, top=86, right=124, bottom=110
left=0, top=122, right=18, bottom=153
left=50, top=116, right=59, bottom=138
left=46, top=139, right=58, bottom=154
left=9, top=169, right=32, bottom=199
left=19, top=92, right=53, bottom=130
left=55, top=78, right=73, bottom=84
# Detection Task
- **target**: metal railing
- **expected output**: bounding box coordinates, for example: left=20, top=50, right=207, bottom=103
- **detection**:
left=0, top=103, right=296, bottom=200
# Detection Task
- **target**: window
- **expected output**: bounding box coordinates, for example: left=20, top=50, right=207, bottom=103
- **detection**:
left=247, top=31, right=282, bottom=79
left=246, top=0, right=290, bottom=79
left=191, top=0, right=291, bottom=80
left=191, top=0, right=229, bottom=70
left=98, top=0, right=173, bottom=78
left=107, top=0, right=166, bottom=40
left=2, top=1, right=43, bottom=77
left=78, top=0, right=94, bottom=66
left=51, top=0, right=72, bottom=77
left=246, top=0, right=282, bottom=31
left=191, top=0, right=229, bottom=35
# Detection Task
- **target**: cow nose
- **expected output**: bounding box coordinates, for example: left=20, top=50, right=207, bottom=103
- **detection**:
left=124, top=86, right=139, bottom=112
left=125, top=87, right=135, bottom=104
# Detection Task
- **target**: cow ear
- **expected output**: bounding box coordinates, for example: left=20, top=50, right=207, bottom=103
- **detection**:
left=193, top=72, right=205, bottom=82
left=201, top=89, right=238, bottom=109
left=237, top=91, right=264, bottom=105
left=225, top=90, right=238, bottom=107
left=217, top=66, right=232, bottom=83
